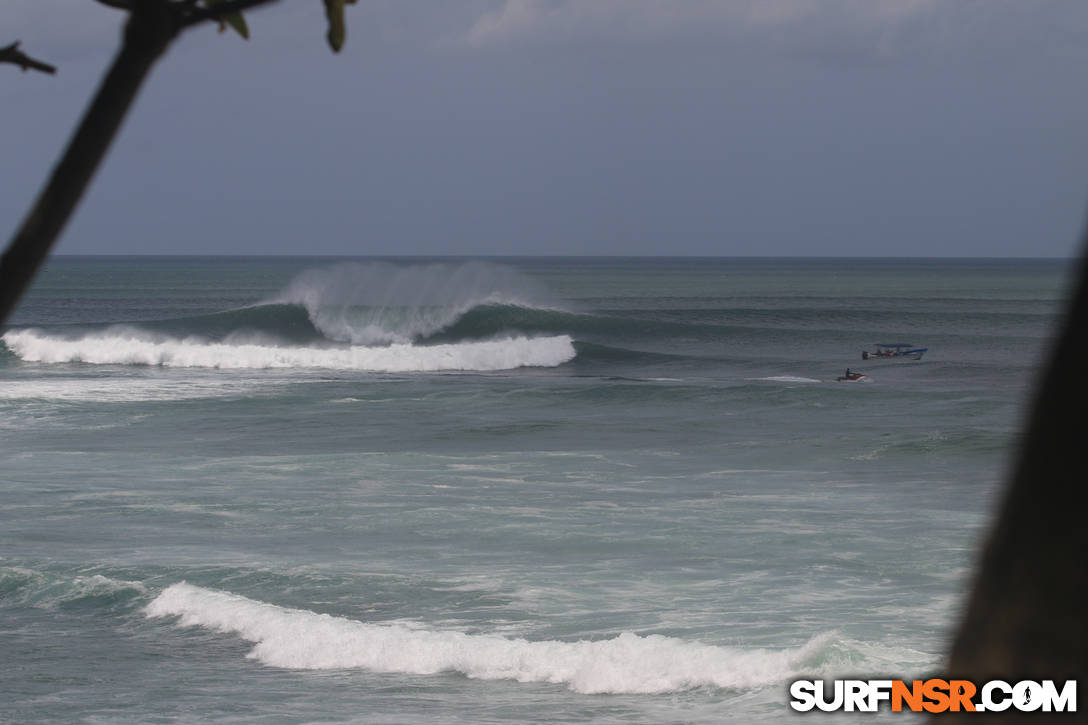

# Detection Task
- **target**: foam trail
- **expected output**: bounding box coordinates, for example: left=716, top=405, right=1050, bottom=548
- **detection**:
left=0, top=378, right=261, bottom=402
left=2, top=330, right=575, bottom=372
left=147, top=583, right=835, bottom=694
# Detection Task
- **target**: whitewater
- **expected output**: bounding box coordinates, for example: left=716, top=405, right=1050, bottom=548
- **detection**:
left=2, top=328, right=576, bottom=371
left=0, top=257, right=1069, bottom=724
left=146, top=582, right=856, bottom=694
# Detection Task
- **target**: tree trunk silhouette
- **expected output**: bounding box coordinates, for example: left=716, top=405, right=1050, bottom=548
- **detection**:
left=940, top=245, right=1087, bottom=721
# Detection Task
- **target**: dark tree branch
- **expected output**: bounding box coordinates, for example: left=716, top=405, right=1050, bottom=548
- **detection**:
left=0, top=0, right=279, bottom=325
left=94, top=0, right=135, bottom=10
left=0, top=4, right=177, bottom=322
left=0, top=41, right=57, bottom=75
left=94, top=0, right=279, bottom=26
left=181, top=0, right=279, bottom=27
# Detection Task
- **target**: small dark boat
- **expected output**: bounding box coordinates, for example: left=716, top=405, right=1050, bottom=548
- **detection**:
left=862, top=343, right=927, bottom=360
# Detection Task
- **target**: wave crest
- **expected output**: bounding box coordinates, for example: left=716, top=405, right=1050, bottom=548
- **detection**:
left=269, top=261, right=553, bottom=345
left=145, top=583, right=931, bottom=695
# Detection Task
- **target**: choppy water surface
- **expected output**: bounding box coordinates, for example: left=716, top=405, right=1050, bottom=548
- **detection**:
left=0, top=257, right=1070, bottom=723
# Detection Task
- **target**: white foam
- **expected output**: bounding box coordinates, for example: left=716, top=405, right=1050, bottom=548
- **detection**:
left=753, top=376, right=822, bottom=383
left=147, top=583, right=839, bottom=694
left=2, top=330, right=576, bottom=372
left=66, top=574, right=148, bottom=599
left=0, top=377, right=260, bottom=402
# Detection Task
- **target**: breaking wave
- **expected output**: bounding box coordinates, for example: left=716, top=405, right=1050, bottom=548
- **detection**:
left=145, top=583, right=933, bottom=695
left=0, top=262, right=579, bottom=372
left=268, top=261, right=553, bottom=345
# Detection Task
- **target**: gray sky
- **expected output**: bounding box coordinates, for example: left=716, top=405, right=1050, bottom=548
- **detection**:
left=4, top=0, right=1088, bottom=257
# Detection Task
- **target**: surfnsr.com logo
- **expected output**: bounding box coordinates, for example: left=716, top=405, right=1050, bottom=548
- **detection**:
left=789, top=679, right=1077, bottom=713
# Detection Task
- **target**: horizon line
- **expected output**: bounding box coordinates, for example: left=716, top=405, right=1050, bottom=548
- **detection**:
left=49, top=253, right=1076, bottom=261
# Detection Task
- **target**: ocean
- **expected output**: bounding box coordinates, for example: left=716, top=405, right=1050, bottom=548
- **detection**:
left=0, top=256, right=1071, bottom=723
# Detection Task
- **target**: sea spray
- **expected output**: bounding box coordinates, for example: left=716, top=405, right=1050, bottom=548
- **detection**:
left=269, top=261, right=555, bottom=345
left=0, top=262, right=577, bottom=371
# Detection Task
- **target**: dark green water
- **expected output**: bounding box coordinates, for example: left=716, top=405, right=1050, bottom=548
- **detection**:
left=0, top=256, right=1071, bottom=723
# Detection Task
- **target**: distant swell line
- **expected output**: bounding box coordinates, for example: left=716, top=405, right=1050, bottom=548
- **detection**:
left=0, top=330, right=576, bottom=372
left=144, top=583, right=906, bottom=695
